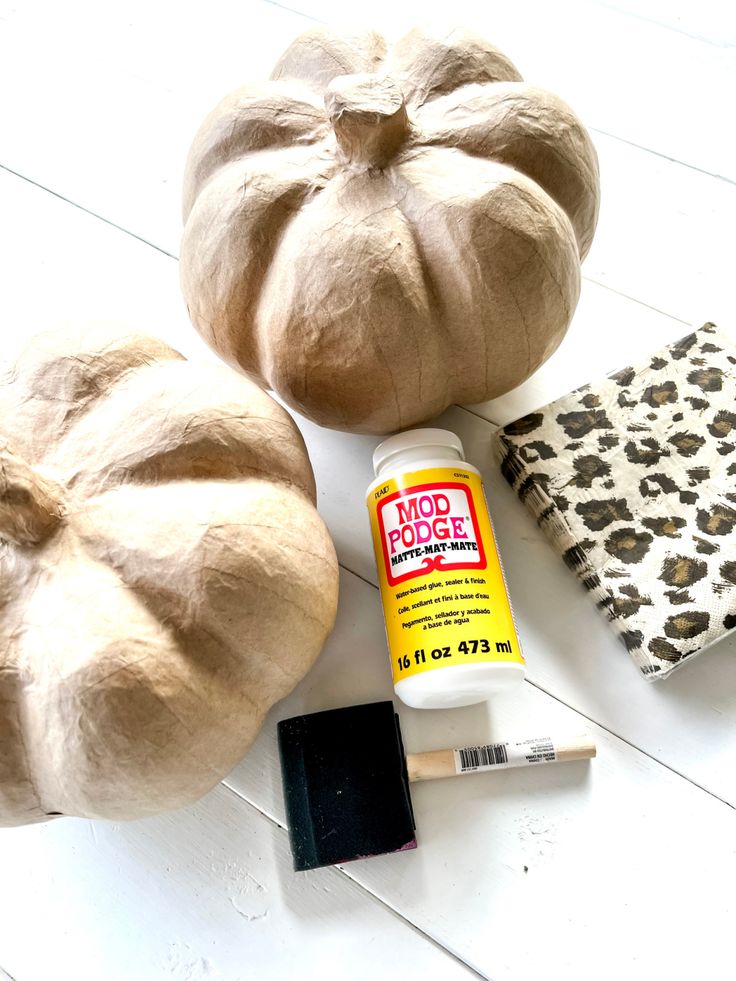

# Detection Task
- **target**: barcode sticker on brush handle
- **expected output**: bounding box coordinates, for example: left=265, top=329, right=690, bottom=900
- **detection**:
left=454, top=737, right=557, bottom=774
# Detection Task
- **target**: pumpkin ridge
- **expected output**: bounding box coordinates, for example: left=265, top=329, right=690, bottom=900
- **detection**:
left=386, top=27, right=523, bottom=108
left=306, top=194, right=400, bottom=235
left=185, top=622, right=263, bottom=712
left=503, top=260, right=535, bottom=379
left=125, top=463, right=315, bottom=500
left=198, top=514, right=337, bottom=679
left=63, top=545, right=270, bottom=716
left=42, top=352, right=317, bottom=501
left=10, top=557, right=204, bottom=817
left=120, top=582, right=271, bottom=710
left=58, top=630, right=248, bottom=812
left=1, top=332, right=185, bottom=463
left=184, top=131, right=333, bottom=221
left=387, top=162, right=491, bottom=404
left=441, top=116, right=599, bottom=215
left=492, top=134, right=598, bottom=257
left=182, top=83, right=329, bottom=219
left=82, top=512, right=336, bottom=591
left=0, top=442, right=65, bottom=546
left=481, top=178, right=577, bottom=323
left=309, top=36, right=370, bottom=81
left=0, top=677, right=46, bottom=820
left=183, top=138, right=335, bottom=230
left=73, top=650, right=155, bottom=696
left=297, top=310, right=404, bottom=431
left=271, top=29, right=387, bottom=93
left=256, top=168, right=445, bottom=431
left=487, top=111, right=599, bottom=196
left=85, top=659, right=226, bottom=780
left=66, top=417, right=316, bottom=501
left=390, top=155, right=542, bottom=401
left=249, top=177, right=335, bottom=380
left=396, top=44, right=449, bottom=107
left=387, top=173, right=456, bottom=408
left=389, top=149, right=578, bottom=401
left=502, top=239, right=566, bottom=379
left=198, top=563, right=332, bottom=667
left=367, top=240, right=407, bottom=431
left=414, top=81, right=599, bottom=257
left=183, top=153, right=336, bottom=377
left=74, top=484, right=336, bottom=665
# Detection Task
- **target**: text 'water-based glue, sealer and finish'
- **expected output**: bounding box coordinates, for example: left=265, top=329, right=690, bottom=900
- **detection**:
left=367, top=429, right=526, bottom=709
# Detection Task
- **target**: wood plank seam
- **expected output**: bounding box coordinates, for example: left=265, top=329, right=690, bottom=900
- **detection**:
left=589, top=0, right=735, bottom=49
left=331, top=567, right=736, bottom=815
left=334, top=865, right=490, bottom=981
left=575, top=276, right=691, bottom=327
left=261, top=0, right=326, bottom=25
left=585, top=127, right=736, bottom=185
left=219, top=777, right=486, bottom=979
left=0, top=163, right=177, bottom=260
left=523, top=677, right=736, bottom=812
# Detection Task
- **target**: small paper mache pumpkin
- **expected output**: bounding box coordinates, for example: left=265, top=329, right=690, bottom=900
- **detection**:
left=0, top=324, right=338, bottom=825
left=181, top=26, right=600, bottom=434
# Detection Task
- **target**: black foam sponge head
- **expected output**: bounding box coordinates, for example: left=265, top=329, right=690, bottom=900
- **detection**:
left=277, top=701, right=416, bottom=871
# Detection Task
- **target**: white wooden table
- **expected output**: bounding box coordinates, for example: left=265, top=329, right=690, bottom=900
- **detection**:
left=1, top=2, right=734, bottom=979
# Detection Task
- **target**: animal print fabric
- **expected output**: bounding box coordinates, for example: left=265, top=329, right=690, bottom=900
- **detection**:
left=495, top=323, right=736, bottom=679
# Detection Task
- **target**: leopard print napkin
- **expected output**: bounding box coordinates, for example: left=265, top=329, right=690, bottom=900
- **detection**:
left=495, top=323, right=736, bottom=679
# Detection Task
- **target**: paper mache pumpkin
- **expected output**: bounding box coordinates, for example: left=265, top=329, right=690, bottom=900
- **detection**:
left=181, top=26, right=600, bottom=434
left=0, top=325, right=338, bottom=825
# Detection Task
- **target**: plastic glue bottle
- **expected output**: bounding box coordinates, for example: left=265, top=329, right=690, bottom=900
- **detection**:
left=366, top=429, right=525, bottom=709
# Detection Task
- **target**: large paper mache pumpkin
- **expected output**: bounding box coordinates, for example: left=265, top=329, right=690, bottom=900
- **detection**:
left=181, top=26, right=600, bottom=434
left=0, top=325, right=338, bottom=825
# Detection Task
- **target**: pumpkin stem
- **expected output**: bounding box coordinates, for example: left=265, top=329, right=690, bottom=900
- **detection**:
left=325, top=73, right=409, bottom=168
left=0, top=442, right=63, bottom=546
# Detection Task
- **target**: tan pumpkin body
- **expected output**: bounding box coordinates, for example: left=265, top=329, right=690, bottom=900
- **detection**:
left=0, top=325, right=338, bottom=825
left=181, top=26, right=600, bottom=434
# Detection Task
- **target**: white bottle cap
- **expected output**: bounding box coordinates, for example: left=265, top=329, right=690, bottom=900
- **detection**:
left=373, top=428, right=464, bottom=477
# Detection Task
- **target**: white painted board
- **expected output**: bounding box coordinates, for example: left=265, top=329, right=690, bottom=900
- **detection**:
left=227, top=569, right=736, bottom=981
left=0, top=784, right=475, bottom=981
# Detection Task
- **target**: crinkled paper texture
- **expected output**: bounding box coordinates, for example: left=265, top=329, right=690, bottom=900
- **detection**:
left=495, top=323, right=736, bottom=680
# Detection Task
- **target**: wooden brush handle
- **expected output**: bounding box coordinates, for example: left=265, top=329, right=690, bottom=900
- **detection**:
left=406, top=735, right=596, bottom=783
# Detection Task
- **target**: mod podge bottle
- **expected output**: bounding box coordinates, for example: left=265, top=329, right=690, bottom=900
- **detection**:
left=366, top=429, right=525, bottom=709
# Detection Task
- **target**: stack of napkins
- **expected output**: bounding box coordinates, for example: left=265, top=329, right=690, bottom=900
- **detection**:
left=495, top=323, right=736, bottom=679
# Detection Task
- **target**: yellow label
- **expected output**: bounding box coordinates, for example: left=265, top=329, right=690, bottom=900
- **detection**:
left=367, top=466, right=524, bottom=682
